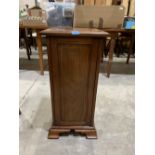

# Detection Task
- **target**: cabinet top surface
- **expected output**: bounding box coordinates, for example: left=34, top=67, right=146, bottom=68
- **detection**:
left=41, top=27, right=109, bottom=37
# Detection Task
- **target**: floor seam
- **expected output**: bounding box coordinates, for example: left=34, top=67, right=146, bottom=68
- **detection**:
left=19, top=74, right=40, bottom=107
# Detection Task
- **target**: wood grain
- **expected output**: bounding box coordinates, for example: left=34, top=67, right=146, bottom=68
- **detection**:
left=84, top=0, right=95, bottom=5
left=95, top=0, right=106, bottom=5
left=37, top=30, right=44, bottom=75
left=44, top=28, right=107, bottom=139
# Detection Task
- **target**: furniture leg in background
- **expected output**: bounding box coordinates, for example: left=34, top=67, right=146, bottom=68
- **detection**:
left=23, top=28, right=31, bottom=60
left=37, top=30, right=44, bottom=75
left=101, top=39, right=107, bottom=62
left=126, top=33, right=135, bottom=64
left=106, top=34, right=117, bottom=78
left=19, top=24, right=48, bottom=75
left=104, top=29, right=135, bottom=77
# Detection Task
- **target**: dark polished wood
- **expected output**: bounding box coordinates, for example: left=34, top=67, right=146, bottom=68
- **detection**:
left=42, top=28, right=108, bottom=139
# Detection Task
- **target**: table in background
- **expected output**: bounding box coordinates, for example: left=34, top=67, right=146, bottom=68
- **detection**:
left=103, top=28, right=135, bottom=77
left=19, top=23, right=48, bottom=75
left=19, top=24, right=135, bottom=77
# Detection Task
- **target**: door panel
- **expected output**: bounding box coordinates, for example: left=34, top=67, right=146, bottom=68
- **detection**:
left=58, top=44, right=90, bottom=122
left=49, top=38, right=99, bottom=126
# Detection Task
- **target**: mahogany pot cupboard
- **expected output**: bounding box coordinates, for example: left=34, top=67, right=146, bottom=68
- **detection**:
left=41, top=28, right=109, bottom=139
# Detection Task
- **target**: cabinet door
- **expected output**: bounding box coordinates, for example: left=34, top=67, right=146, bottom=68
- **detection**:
left=47, top=37, right=101, bottom=126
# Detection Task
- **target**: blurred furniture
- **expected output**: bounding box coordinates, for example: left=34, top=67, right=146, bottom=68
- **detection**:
left=26, top=29, right=37, bottom=50
left=19, top=7, right=48, bottom=75
left=19, top=5, right=135, bottom=77
left=127, top=0, right=131, bottom=16
left=103, top=16, right=135, bottom=77
left=112, top=0, right=122, bottom=5
left=74, top=5, right=132, bottom=78
left=19, top=28, right=32, bottom=60
left=42, top=27, right=108, bottom=139
left=73, top=5, right=125, bottom=29
left=19, top=24, right=48, bottom=75
left=19, top=26, right=134, bottom=77
left=115, top=32, right=135, bottom=57
left=103, top=28, right=135, bottom=77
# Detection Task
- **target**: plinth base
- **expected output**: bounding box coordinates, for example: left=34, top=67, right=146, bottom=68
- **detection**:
left=48, top=126, right=97, bottom=139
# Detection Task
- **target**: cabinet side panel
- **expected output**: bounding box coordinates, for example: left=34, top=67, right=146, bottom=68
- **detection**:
left=48, top=38, right=61, bottom=124
left=58, top=43, right=90, bottom=123
left=46, top=37, right=55, bottom=124
left=48, top=37, right=101, bottom=127
left=85, top=39, right=100, bottom=125
left=90, top=39, right=103, bottom=125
